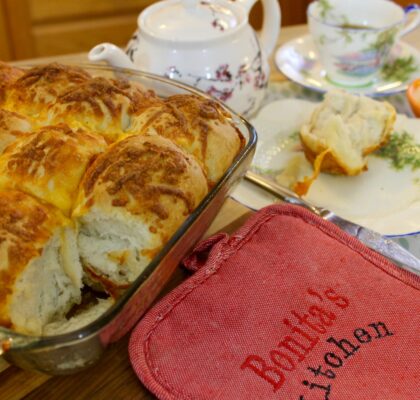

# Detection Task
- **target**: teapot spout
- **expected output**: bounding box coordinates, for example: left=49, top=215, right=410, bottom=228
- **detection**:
left=88, top=43, right=135, bottom=70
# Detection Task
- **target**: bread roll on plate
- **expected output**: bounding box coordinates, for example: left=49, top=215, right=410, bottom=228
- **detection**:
left=73, top=134, right=208, bottom=294
left=300, top=90, right=396, bottom=176
left=0, top=124, right=107, bottom=215
left=0, top=191, right=82, bottom=335
left=127, top=94, right=244, bottom=186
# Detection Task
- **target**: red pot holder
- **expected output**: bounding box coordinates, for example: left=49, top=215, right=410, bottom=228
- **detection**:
left=129, top=204, right=420, bottom=400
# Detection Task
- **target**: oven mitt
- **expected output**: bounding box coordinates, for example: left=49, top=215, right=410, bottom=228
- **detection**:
left=129, top=204, right=420, bottom=399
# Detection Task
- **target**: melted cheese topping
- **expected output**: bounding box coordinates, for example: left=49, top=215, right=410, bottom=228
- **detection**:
left=0, top=124, right=107, bottom=215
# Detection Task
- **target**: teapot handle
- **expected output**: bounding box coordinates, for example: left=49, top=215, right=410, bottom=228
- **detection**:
left=238, top=0, right=281, bottom=57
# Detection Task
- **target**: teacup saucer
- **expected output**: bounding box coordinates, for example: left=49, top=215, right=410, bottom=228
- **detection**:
left=275, top=35, right=420, bottom=96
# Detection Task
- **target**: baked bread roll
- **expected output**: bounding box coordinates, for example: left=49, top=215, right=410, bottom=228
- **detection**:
left=300, top=90, right=396, bottom=176
left=0, top=190, right=82, bottom=335
left=73, top=134, right=208, bottom=294
left=48, top=77, right=161, bottom=143
left=128, top=94, right=244, bottom=185
left=0, top=124, right=107, bottom=215
left=2, top=63, right=91, bottom=120
left=0, top=109, right=32, bottom=153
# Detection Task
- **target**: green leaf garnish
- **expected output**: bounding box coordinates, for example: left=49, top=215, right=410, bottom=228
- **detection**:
left=375, top=131, right=420, bottom=171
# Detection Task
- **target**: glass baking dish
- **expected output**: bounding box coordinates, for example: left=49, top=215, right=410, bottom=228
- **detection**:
left=0, top=65, right=257, bottom=374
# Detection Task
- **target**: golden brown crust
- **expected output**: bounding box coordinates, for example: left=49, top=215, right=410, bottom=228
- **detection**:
left=48, top=77, right=161, bottom=142
left=0, top=109, right=33, bottom=154
left=0, top=124, right=107, bottom=214
left=0, top=190, right=68, bottom=328
left=128, top=94, right=244, bottom=185
left=12, top=63, right=91, bottom=90
left=79, top=134, right=207, bottom=220
left=58, top=77, right=135, bottom=114
left=111, top=78, right=162, bottom=111
left=3, top=63, right=91, bottom=118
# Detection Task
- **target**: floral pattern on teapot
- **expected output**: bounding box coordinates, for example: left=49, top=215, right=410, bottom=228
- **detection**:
left=163, top=49, right=268, bottom=115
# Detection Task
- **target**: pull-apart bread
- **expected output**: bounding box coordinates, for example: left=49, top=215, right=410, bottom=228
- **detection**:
left=300, top=90, right=396, bottom=176
left=0, top=191, right=82, bottom=335
left=73, top=135, right=208, bottom=293
left=0, top=62, right=242, bottom=336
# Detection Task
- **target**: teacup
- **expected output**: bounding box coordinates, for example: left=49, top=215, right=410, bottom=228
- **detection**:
left=307, top=0, right=420, bottom=87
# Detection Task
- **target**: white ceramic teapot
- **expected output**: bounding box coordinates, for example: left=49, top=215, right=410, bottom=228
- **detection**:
left=89, top=0, right=281, bottom=116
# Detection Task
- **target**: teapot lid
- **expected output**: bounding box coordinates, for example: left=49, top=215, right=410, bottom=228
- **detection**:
left=140, top=0, right=245, bottom=42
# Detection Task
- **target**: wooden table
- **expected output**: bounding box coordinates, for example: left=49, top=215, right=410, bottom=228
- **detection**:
left=1, top=24, right=419, bottom=400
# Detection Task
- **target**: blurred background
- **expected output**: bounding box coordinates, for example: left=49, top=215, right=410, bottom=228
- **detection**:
left=0, top=0, right=413, bottom=61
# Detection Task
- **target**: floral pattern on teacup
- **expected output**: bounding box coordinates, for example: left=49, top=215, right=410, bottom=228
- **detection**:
left=334, top=51, right=380, bottom=77
left=381, top=48, right=418, bottom=82
left=316, top=0, right=348, bottom=25
left=328, top=27, right=399, bottom=78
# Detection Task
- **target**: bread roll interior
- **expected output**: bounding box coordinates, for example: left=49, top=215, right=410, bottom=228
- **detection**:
left=300, top=90, right=396, bottom=176
left=0, top=191, right=82, bottom=335
left=74, top=134, right=208, bottom=293
left=10, top=228, right=82, bottom=335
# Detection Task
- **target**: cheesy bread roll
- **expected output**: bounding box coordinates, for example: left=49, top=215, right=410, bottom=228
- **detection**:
left=300, top=90, right=396, bottom=176
left=0, top=124, right=107, bottom=215
left=73, top=134, right=208, bottom=294
left=3, top=63, right=91, bottom=120
left=0, top=109, right=33, bottom=153
left=128, top=94, right=244, bottom=186
left=0, top=191, right=82, bottom=335
left=48, top=77, right=162, bottom=143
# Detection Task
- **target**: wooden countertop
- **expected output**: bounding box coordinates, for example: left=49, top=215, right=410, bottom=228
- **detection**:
left=1, top=23, right=419, bottom=400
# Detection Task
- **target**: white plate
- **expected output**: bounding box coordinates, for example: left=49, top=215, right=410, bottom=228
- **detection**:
left=275, top=35, right=420, bottom=97
left=231, top=99, right=420, bottom=253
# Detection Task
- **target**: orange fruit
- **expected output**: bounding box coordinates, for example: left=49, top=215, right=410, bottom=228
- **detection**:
left=407, top=78, right=420, bottom=118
